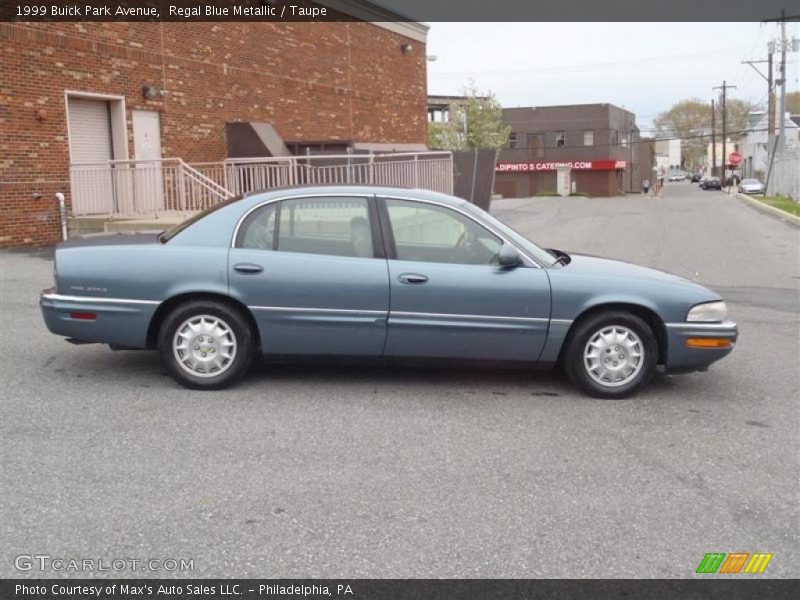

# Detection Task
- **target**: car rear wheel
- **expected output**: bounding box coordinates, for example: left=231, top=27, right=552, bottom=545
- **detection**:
left=563, top=311, right=658, bottom=399
left=159, top=300, right=255, bottom=390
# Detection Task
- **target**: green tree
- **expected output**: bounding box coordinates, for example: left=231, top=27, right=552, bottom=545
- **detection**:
left=653, top=99, right=711, bottom=167
left=428, top=82, right=510, bottom=152
left=653, top=97, right=756, bottom=167
left=722, top=98, right=753, bottom=138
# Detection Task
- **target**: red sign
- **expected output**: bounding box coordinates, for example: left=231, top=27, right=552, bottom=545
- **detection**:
left=728, top=152, right=742, bottom=166
left=495, top=160, right=626, bottom=173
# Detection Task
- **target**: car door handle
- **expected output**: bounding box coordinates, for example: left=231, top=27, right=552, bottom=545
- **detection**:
left=398, top=273, right=428, bottom=285
left=233, top=263, right=264, bottom=275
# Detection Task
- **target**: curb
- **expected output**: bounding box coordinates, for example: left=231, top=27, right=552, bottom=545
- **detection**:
left=734, top=192, right=800, bottom=226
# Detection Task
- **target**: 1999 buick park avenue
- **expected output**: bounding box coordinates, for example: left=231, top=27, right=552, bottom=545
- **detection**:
left=40, top=186, right=738, bottom=398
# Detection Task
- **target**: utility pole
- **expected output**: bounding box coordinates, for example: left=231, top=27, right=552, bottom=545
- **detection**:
left=711, top=99, right=716, bottom=176
left=763, top=9, right=800, bottom=155
left=778, top=11, right=787, bottom=154
left=713, top=81, right=736, bottom=182
left=768, top=53, right=774, bottom=135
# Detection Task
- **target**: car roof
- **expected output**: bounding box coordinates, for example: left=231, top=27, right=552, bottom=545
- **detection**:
left=241, top=184, right=467, bottom=209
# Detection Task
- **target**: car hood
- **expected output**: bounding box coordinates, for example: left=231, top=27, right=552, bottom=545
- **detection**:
left=560, top=252, right=719, bottom=296
left=58, top=232, right=162, bottom=249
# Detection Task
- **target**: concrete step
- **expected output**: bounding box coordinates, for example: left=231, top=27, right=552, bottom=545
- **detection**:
left=67, top=216, right=107, bottom=237
left=104, top=218, right=184, bottom=233
left=67, top=214, right=190, bottom=237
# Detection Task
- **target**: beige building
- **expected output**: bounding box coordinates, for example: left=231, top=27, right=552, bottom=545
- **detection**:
left=705, top=139, right=741, bottom=173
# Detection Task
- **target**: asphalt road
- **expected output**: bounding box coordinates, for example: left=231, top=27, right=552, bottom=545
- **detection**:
left=1, top=182, right=798, bottom=578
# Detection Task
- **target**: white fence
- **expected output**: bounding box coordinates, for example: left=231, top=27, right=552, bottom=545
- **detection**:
left=70, top=152, right=454, bottom=216
left=70, top=158, right=234, bottom=216
left=766, top=151, right=800, bottom=201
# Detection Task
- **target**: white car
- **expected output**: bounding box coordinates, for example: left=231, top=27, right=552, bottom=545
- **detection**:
left=739, top=179, right=764, bottom=195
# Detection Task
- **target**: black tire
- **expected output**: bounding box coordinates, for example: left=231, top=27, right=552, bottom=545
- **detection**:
left=158, top=299, right=255, bottom=390
left=562, top=311, right=658, bottom=399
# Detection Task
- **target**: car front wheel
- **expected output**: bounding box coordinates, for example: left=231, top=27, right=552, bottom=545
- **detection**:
left=563, top=311, right=658, bottom=399
left=159, top=300, right=255, bottom=390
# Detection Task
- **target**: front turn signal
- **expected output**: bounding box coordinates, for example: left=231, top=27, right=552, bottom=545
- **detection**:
left=686, top=338, right=732, bottom=349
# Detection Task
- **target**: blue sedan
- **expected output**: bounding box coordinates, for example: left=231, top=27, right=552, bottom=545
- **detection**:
left=40, top=186, right=738, bottom=398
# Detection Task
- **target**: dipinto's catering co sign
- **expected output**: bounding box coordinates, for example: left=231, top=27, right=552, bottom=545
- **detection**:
left=496, top=160, right=627, bottom=172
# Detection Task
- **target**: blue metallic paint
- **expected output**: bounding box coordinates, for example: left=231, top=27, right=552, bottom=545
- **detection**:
left=40, top=290, right=158, bottom=348
left=384, top=259, right=551, bottom=361
left=229, top=248, right=390, bottom=356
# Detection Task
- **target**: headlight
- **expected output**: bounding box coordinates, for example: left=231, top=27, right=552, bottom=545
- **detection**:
left=687, top=301, right=727, bottom=322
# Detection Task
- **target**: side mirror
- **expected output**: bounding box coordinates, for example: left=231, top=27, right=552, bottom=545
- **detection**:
left=497, top=244, right=522, bottom=268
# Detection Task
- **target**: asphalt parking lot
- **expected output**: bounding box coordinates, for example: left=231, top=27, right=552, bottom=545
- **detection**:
left=1, top=182, right=798, bottom=578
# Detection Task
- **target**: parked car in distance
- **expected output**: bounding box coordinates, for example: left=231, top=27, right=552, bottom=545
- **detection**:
left=691, top=173, right=702, bottom=183
left=702, top=177, right=722, bottom=190
left=739, top=178, right=764, bottom=195
left=40, top=185, right=738, bottom=399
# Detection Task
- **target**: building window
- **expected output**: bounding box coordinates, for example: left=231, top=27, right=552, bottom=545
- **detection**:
left=508, top=132, right=517, bottom=149
left=527, top=133, right=544, bottom=157
left=427, top=108, right=449, bottom=123
left=621, top=133, right=629, bottom=148
left=611, top=130, right=619, bottom=146
left=555, top=131, right=566, bottom=147
left=583, top=130, right=594, bottom=146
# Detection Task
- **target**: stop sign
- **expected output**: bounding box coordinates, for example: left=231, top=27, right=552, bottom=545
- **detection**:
left=728, top=151, right=742, bottom=166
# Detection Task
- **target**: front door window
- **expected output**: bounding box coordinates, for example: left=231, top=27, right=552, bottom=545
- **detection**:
left=385, top=199, right=502, bottom=265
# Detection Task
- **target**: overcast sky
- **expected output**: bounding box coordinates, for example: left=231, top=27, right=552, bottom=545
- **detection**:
left=426, top=22, right=800, bottom=134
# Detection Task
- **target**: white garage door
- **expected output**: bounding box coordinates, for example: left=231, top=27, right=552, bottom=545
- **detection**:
left=68, top=97, right=114, bottom=214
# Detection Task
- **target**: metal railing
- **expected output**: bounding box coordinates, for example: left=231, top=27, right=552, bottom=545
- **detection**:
left=70, top=152, right=453, bottom=216
left=70, top=158, right=234, bottom=216
left=198, top=152, right=454, bottom=196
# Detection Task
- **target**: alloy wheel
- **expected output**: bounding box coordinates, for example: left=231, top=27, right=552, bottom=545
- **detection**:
left=172, top=314, right=238, bottom=378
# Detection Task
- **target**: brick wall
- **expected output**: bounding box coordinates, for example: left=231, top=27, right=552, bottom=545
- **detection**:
left=0, top=20, right=427, bottom=246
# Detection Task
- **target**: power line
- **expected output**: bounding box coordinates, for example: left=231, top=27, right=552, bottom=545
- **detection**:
left=430, top=45, right=755, bottom=79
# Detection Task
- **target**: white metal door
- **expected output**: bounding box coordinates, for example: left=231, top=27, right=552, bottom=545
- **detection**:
left=132, top=110, right=164, bottom=213
left=68, top=97, right=113, bottom=214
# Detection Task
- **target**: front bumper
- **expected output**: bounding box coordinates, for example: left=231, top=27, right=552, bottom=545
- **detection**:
left=40, top=288, right=158, bottom=348
left=664, top=320, right=738, bottom=373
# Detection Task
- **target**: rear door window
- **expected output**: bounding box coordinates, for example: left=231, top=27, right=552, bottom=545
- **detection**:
left=276, top=197, right=375, bottom=258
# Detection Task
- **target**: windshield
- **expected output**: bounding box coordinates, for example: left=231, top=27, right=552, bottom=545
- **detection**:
left=742, top=179, right=760, bottom=185
left=462, top=202, right=558, bottom=268
left=159, top=196, right=243, bottom=243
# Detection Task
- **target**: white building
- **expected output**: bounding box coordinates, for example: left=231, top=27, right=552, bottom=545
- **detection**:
left=705, top=138, right=740, bottom=172
left=654, top=138, right=682, bottom=174
left=740, top=110, right=800, bottom=180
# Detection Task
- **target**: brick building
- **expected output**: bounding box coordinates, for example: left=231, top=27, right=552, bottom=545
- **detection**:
left=493, top=104, right=655, bottom=198
left=0, top=8, right=428, bottom=246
